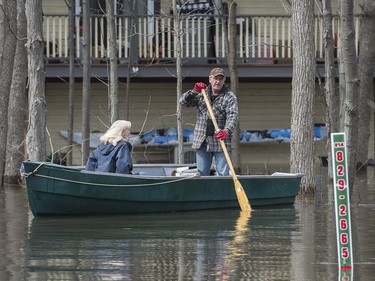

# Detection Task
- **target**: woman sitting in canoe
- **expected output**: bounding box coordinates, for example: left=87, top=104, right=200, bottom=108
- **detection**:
left=85, top=120, right=133, bottom=174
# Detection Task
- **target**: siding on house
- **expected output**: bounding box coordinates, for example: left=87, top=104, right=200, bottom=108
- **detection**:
left=158, top=0, right=292, bottom=16
left=46, top=82, right=326, bottom=139
left=159, top=0, right=353, bottom=16
left=43, top=1, right=68, bottom=14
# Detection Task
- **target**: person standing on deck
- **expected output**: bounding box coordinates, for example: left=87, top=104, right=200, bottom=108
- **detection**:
left=179, top=68, right=239, bottom=176
left=85, top=120, right=133, bottom=174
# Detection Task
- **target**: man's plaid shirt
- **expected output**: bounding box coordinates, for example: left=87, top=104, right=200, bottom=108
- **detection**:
left=180, top=85, right=238, bottom=152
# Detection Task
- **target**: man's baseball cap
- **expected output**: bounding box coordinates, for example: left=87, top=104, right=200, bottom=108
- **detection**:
left=210, top=68, right=225, bottom=77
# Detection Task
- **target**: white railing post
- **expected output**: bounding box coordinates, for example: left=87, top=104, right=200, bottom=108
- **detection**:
left=64, top=17, right=68, bottom=57
left=245, top=17, right=249, bottom=59
left=75, top=16, right=80, bottom=58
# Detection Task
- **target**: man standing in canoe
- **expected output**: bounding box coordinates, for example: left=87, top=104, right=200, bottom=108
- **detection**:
left=180, top=68, right=239, bottom=176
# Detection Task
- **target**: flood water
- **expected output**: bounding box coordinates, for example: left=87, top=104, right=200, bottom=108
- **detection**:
left=0, top=168, right=374, bottom=281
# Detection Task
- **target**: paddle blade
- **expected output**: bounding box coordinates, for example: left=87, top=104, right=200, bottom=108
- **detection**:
left=234, top=179, right=252, bottom=212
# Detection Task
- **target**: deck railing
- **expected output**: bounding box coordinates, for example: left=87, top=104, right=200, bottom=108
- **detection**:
left=43, top=14, right=360, bottom=64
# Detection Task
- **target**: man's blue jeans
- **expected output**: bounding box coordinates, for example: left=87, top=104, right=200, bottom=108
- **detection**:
left=196, top=146, right=231, bottom=176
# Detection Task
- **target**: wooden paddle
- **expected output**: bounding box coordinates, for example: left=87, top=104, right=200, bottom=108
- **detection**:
left=201, top=89, right=252, bottom=212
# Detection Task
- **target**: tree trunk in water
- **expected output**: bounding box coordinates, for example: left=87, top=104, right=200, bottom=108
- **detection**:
left=67, top=0, right=75, bottom=166
left=337, top=0, right=345, bottom=132
left=25, top=0, right=46, bottom=162
left=226, top=0, right=241, bottom=174
left=0, top=0, right=17, bottom=187
left=106, top=0, right=119, bottom=125
left=338, top=43, right=346, bottom=132
left=357, top=0, right=375, bottom=168
left=5, top=0, right=28, bottom=184
left=340, top=0, right=360, bottom=188
left=290, top=0, right=316, bottom=193
left=81, top=0, right=91, bottom=165
left=172, top=2, right=184, bottom=164
left=322, top=0, right=339, bottom=179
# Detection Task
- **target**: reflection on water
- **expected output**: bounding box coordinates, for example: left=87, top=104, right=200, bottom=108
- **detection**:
left=0, top=186, right=30, bottom=281
left=0, top=169, right=374, bottom=281
left=26, top=209, right=297, bottom=281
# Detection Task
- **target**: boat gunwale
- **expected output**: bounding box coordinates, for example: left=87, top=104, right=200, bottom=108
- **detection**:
left=23, top=161, right=304, bottom=180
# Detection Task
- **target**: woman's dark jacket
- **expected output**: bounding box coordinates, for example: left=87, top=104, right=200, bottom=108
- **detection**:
left=85, top=141, right=133, bottom=174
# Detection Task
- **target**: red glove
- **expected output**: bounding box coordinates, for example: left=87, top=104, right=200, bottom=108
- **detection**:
left=193, top=82, right=207, bottom=93
left=215, top=129, right=229, bottom=140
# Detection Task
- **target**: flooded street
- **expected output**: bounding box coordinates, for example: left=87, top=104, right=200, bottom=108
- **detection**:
left=0, top=168, right=374, bottom=281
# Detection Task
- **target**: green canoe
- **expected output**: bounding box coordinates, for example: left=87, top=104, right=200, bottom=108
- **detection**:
left=21, top=160, right=303, bottom=216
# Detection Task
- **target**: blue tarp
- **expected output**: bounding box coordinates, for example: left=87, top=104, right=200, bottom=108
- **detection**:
left=60, top=124, right=326, bottom=147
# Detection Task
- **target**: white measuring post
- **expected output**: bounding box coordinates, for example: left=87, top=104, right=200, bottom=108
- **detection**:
left=330, top=133, right=353, bottom=280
